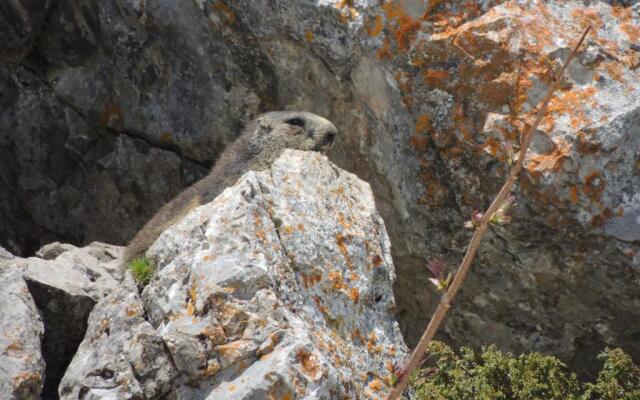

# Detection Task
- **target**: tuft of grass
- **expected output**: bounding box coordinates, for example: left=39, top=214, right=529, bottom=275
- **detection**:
left=129, top=257, right=154, bottom=287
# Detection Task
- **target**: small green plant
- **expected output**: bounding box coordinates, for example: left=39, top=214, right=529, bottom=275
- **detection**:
left=582, top=348, right=640, bottom=400
left=409, top=342, right=640, bottom=400
left=129, top=257, right=154, bottom=287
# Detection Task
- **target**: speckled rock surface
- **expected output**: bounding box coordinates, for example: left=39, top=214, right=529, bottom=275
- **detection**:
left=60, top=150, right=406, bottom=398
left=339, top=0, right=640, bottom=377
left=1, top=0, right=639, bottom=380
left=0, top=242, right=127, bottom=398
left=0, top=268, right=45, bottom=400
left=58, top=287, right=177, bottom=400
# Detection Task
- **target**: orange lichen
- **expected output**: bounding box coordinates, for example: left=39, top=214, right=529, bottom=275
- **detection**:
left=372, top=254, right=383, bottom=268
left=99, top=103, right=123, bottom=127
left=603, top=61, right=625, bottom=83
left=369, top=378, right=384, bottom=392
left=366, top=331, right=378, bottom=353
left=422, top=69, right=451, bottom=87
left=296, top=349, right=320, bottom=377
left=583, top=172, right=606, bottom=200
left=367, top=15, right=383, bottom=37
left=211, top=1, right=236, bottom=24
left=313, top=295, right=327, bottom=314
left=351, top=328, right=364, bottom=344
left=381, top=2, right=422, bottom=50
left=301, top=272, right=322, bottom=289
left=5, top=341, right=22, bottom=355
left=611, top=6, right=632, bottom=20
left=338, top=213, right=351, bottom=229
left=576, top=131, right=601, bottom=155
left=376, top=37, right=393, bottom=61
left=12, top=372, right=41, bottom=387
left=328, top=270, right=344, bottom=289
left=186, top=301, right=195, bottom=316
left=395, top=17, right=421, bottom=50
left=527, top=138, right=572, bottom=172
left=348, top=287, right=360, bottom=303
left=160, top=131, right=173, bottom=142
left=409, top=135, right=429, bottom=151
left=571, top=8, right=603, bottom=32
left=126, top=304, right=139, bottom=317
left=482, top=137, right=502, bottom=158
left=621, top=23, right=640, bottom=42
left=382, top=2, right=404, bottom=20
left=415, top=114, right=432, bottom=134
left=305, top=30, right=314, bottom=42
left=569, top=185, right=580, bottom=204
left=547, top=86, right=597, bottom=129
left=335, top=234, right=354, bottom=269
left=591, top=208, right=613, bottom=227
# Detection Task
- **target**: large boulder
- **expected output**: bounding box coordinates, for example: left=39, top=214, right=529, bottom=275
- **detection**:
left=60, top=150, right=407, bottom=399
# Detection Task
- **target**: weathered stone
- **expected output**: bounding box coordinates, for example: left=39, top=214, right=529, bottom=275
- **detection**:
left=35, top=242, right=76, bottom=260
left=0, top=245, right=14, bottom=261
left=139, top=150, right=406, bottom=398
left=344, top=1, right=640, bottom=376
left=0, top=269, right=45, bottom=400
left=58, top=287, right=177, bottom=400
left=0, top=67, right=207, bottom=256
left=1, top=242, right=128, bottom=398
left=0, top=0, right=55, bottom=65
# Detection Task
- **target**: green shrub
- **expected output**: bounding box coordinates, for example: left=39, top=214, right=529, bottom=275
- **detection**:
left=582, top=348, right=640, bottom=400
left=129, top=257, right=154, bottom=287
left=411, top=342, right=640, bottom=400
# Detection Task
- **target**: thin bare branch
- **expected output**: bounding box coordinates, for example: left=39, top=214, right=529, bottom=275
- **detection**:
left=385, top=25, right=591, bottom=400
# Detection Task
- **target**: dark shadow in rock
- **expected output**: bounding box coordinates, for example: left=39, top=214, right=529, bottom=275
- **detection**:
left=25, top=279, right=95, bottom=399
left=570, top=329, right=608, bottom=381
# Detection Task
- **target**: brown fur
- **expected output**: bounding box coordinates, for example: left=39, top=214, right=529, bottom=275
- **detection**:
left=124, top=111, right=338, bottom=262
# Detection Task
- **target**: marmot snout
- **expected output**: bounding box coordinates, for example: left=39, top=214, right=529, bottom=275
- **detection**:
left=124, top=111, right=338, bottom=263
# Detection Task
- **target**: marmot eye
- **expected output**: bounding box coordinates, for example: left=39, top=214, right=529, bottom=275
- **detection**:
left=284, top=118, right=305, bottom=128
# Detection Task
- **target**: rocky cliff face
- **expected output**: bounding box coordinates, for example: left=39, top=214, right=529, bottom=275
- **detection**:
left=1, top=0, right=639, bottom=385
left=0, top=151, right=406, bottom=399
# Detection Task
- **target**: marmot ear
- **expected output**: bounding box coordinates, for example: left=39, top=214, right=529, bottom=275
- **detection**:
left=256, top=118, right=272, bottom=135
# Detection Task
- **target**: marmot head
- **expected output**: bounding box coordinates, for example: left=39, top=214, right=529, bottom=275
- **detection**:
left=251, top=111, right=338, bottom=156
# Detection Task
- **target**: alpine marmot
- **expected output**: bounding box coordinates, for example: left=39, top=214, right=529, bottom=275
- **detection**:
left=124, top=111, right=338, bottom=262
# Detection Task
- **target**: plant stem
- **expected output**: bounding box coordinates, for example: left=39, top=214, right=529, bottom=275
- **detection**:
left=385, top=25, right=591, bottom=400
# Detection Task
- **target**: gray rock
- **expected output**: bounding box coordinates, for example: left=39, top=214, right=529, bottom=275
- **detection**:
left=0, top=268, right=45, bottom=400
left=58, top=287, right=176, bottom=400
left=65, top=150, right=406, bottom=398
left=145, top=150, right=406, bottom=398
left=0, top=245, right=14, bottom=261
left=0, top=0, right=55, bottom=65
left=35, top=242, right=76, bottom=260
left=1, top=242, right=128, bottom=398
left=0, top=67, right=207, bottom=255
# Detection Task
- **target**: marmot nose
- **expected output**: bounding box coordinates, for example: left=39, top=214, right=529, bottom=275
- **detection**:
left=325, top=132, right=336, bottom=146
